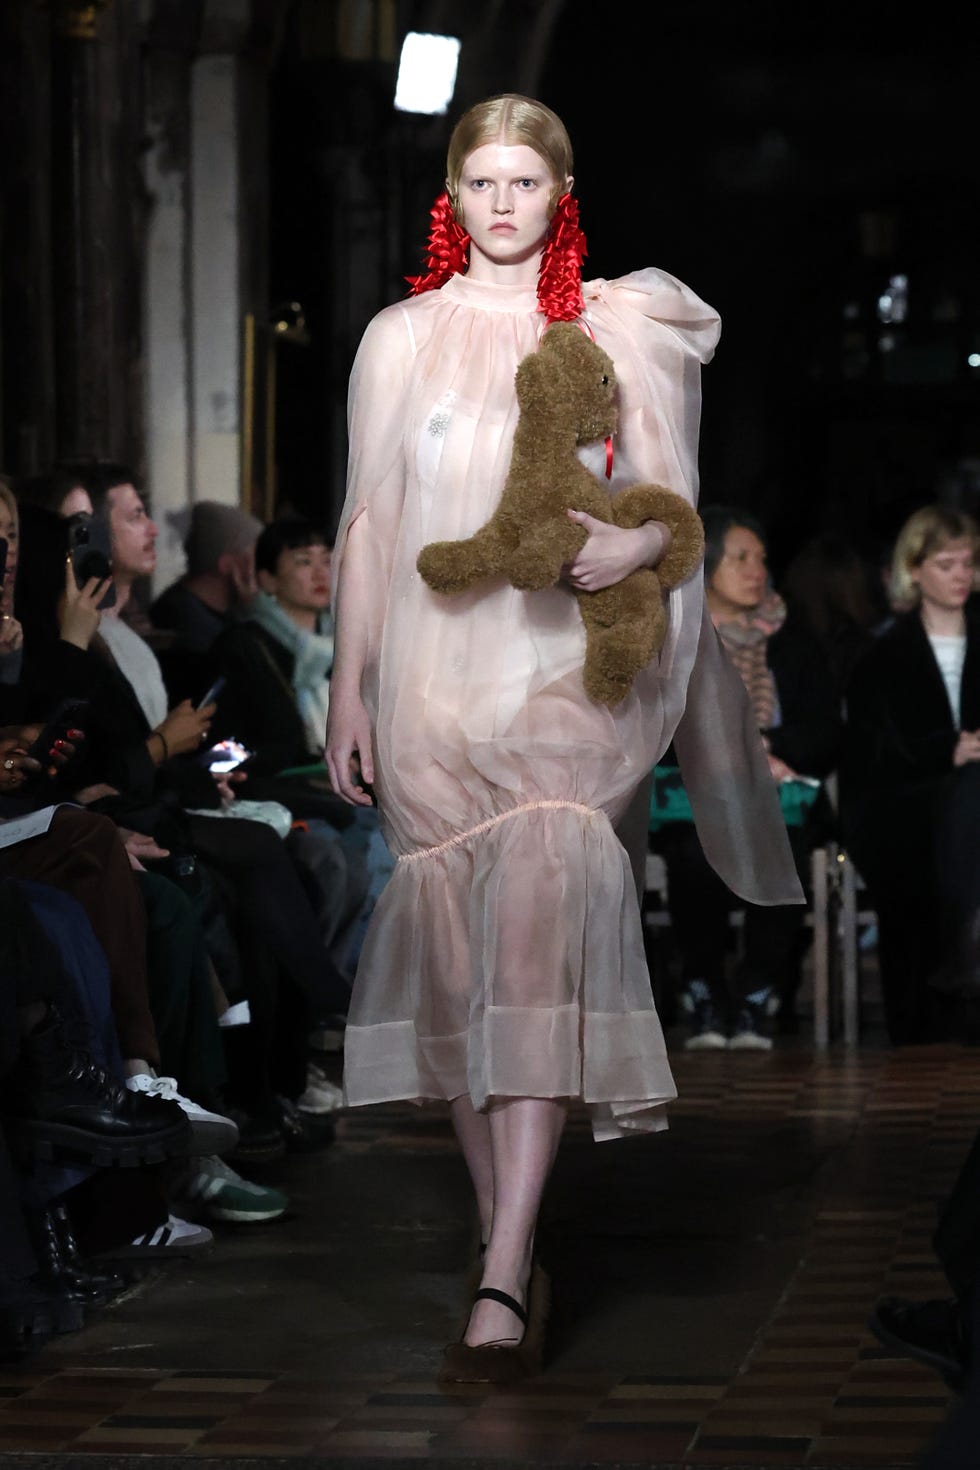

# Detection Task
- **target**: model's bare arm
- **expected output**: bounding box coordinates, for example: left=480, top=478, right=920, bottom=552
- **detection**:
left=325, top=515, right=376, bottom=806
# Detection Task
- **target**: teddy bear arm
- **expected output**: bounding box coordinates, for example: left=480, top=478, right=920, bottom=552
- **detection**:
left=611, top=484, right=705, bottom=590
left=416, top=523, right=511, bottom=596
left=506, top=517, right=587, bottom=592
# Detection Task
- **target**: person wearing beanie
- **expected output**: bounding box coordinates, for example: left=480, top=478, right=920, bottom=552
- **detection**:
left=150, top=501, right=263, bottom=702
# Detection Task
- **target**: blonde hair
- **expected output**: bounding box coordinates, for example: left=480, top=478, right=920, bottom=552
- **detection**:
left=446, top=94, right=573, bottom=219
left=889, top=503, right=979, bottom=610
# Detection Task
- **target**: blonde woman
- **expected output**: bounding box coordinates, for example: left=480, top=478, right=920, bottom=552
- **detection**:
left=840, top=503, right=980, bottom=1043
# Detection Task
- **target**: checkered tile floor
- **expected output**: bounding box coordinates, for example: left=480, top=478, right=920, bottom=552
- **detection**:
left=1, top=1038, right=976, bottom=1467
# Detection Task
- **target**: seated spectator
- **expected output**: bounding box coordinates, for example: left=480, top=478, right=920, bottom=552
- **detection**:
left=0, top=791, right=239, bottom=1159
left=651, top=504, right=841, bottom=1049
left=149, top=499, right=263, bottom=701
left=780, top=529, right=886, bottom=706
left=15, top=466, right=94, bottom=520
left=15, top=467, right=348, bottom=1153
left=839, top=503, right=980, bottom=1044
left=206, top=512, right=394, bottom=976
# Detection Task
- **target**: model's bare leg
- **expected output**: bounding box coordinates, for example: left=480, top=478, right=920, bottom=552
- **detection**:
left=464, top=1096, right=566, bottom=1346
left=449, top=1094, right=494, bottom=1246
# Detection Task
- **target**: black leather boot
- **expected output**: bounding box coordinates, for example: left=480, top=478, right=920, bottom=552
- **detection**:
left=2, top=1006, right=191, bottom=1166
left=52, top=1204, right=125, bottom=1299
left=28, top=1206, right=108, bottom=1307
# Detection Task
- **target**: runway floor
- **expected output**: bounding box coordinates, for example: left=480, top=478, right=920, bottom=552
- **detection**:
left=1, top=988, right=976, bottom=1469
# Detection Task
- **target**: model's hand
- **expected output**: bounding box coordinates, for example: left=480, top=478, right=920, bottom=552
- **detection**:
left=562, top=511, right=671, bottom=592
left=58, top=555, right=111, bottom=650
left=954, top=729, right=980, bottom=766
left=325, top=686, right=375, bottom=806
left=153, top=699, right=215, bottom=760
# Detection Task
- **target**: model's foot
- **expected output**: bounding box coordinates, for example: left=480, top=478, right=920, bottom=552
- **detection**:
left=464, top=1259, right=531, bottom=1347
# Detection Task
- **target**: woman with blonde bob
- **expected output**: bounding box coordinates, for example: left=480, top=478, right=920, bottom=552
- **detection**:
left=841, top=502, right=980, bottom=1043
left=325, top=93, right=800, bottom=1381
left=889, top=504, right=980, bottom=612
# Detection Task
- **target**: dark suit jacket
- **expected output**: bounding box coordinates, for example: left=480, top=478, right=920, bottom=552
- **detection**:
left=206, top=621, right=353, bottom=828
left=839, top=603, right=980, bottom=885
left=208, top=621, right=311, bottom=780
left=764, top=616, right=843, bottom=780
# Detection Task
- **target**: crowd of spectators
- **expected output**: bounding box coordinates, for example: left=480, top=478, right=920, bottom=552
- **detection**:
left=648, top=495, right=980, bottom=1051
left=0, top=462, right=388, bottom=1360
left=2, top=455, right=978, bottom=1362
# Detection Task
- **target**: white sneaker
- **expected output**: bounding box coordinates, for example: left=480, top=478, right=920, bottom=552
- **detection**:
left=728, top=1027, right=774, bottom=1052
left=99, top=1213, right=214, bottom=1260
left=295, top=1062, right=345, bottom=1115
left=126, top=1074, right=239, bottom=1155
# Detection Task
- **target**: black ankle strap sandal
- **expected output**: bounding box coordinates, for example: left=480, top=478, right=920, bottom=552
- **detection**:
left=439, top=1268, right=550, bottom=1385
left=471, top=1287, right=527, bottom=1327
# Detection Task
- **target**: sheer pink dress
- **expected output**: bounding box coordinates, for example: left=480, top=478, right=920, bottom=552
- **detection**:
left=331, top=268, right=802, bottom=1140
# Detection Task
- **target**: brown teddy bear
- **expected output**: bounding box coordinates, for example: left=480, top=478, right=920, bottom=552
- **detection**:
left=416, top=321, right=705, bottom=706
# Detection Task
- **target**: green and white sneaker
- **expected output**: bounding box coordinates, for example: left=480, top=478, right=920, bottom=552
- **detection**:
left=175, top=1155, right=289, bottom=1223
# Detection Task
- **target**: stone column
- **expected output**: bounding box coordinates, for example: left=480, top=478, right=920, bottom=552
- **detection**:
left=142, top=41, right=193, bottom=593
left=188, top=52, right=243, bottom=512
left=49, top=0, right=142, bottom=465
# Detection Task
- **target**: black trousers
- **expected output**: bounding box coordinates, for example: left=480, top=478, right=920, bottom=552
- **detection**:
left=184, top=814, right=350, bottom=1112
left=854, top=765, right=980, bottom=1044
left=654, top=820, right=812, bottom=1016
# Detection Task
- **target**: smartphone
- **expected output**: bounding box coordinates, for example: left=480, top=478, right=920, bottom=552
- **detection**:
left=65, top=512, right=116, bottom=610
left=196, top=676, right=227, bottom=711
left=0, top=536, right=7, bottom=589
left=200, top=736, right=253, bottom=774
left=23, top=697, right=91, bottom=768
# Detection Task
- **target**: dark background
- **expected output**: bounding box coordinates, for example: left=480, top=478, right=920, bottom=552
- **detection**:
left=267, top=0, right=980, bottom=578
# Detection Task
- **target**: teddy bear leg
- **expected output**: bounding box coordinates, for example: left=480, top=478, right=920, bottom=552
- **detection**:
left=579, top=577, right=667, bottom=707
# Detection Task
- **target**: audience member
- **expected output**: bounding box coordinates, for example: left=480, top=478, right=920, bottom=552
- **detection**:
left=780, top=529, right=885, bottom=704
left=651, top=504, right=841, bottom=1048
left=206, top=512, right=394, bottom=978
left=839, top=503, right=980, bottom=1043
left=15, top=467, right=93, bottom=519
left=149, top=499, right=263, bottom=701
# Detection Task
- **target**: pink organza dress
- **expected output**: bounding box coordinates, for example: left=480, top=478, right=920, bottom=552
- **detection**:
left=331, top=268, right=801, bottom=1140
